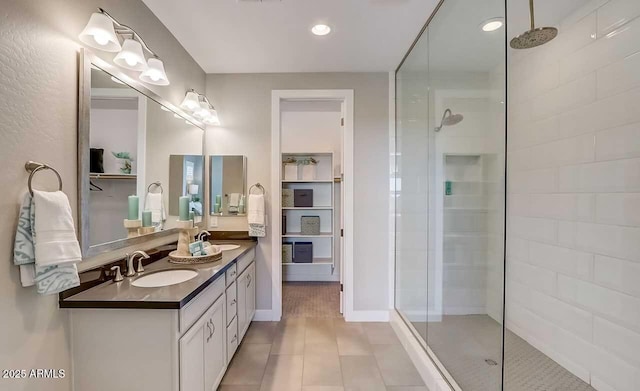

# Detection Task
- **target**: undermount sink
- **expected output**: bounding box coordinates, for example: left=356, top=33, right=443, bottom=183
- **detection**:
left=217, top=244, right=240, bottom=251
left=131, top=269, right=198, bottom=288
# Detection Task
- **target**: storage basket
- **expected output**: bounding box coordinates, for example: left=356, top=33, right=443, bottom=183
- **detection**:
left=294, top=189, right=313, bottom=207
left=283, top=162, right=298, bottom=181
left=300, top=163, right=317, bottom=180
left=282, top=243, right=293, bottom=263
left=294, top=242, right=313, bottom=263
left=301, top=216, right=320, bottom=235
left=282, top=189, right=294, bottom=207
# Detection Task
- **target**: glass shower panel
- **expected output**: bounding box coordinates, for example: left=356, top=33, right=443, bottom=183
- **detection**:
left=427, top=0, right=506, bottom=389
left=394, top=27, right=430, bottom=345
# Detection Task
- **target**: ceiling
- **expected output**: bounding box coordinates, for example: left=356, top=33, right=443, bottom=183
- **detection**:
left=143, top=0, right=589, bottom=74
left=142, top=0, right=440, bottom=73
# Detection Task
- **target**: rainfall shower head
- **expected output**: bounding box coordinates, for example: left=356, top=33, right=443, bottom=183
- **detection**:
left=435, top=109, right=463, bottom=132
left=510, top=0, right=558, bottom=49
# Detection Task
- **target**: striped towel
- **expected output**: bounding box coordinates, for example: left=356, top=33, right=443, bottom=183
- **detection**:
left=12, top=193, right=80, bottom=294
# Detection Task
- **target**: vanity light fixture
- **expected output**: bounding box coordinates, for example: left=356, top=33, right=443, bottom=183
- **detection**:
left=78, top=12, right=121, bottom=52
left=311, top=24, right=331, bottom=36
left=179, top=90, right=220, bottom=125
left=481, top=17, right=504, bottom=32
left=78, top=8, right=170, bottom=86
left=180, top=90, right=201, bottom=112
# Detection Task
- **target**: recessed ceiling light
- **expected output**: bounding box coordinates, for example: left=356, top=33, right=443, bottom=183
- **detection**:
left=311, top=24, right=331, bottom=36
left=481, top=18, right=504, bottom=32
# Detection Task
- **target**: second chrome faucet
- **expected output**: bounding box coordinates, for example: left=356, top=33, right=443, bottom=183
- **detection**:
left=126, top=250, right=150, bottom=277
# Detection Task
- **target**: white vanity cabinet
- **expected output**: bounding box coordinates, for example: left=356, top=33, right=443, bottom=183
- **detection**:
left=68, top=248, right=256, bottom=391
left=180, top=295, right=226, bottom=391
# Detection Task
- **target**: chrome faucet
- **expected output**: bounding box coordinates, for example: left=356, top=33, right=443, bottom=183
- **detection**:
left=126, top=250, right=150, bottom=277
left=197, top=230, right=211, bottom=242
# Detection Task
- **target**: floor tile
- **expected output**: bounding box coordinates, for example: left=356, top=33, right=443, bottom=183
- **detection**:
left=260, top=354, right=304, bottom=391
left=305, top=318, right=336, bottom=345
left=244, top=322, right=278, bottom=344
left=271, top=326, right=306, bottom=355
left=303, top=351, right=343, bottom=387
left=303, top=387, right=345, bottom=391
left=385, top=387, right=429, bottom=391
left=372, top=344, right=424, bottom=386
left=336, top=325, right=372, bottom=356
left=340, top=355, right=387, bottom=391
left=305, top=342, right=339, bottom=355
left=218, top=386, right=261, bottom=391
left=221, top=344, right=271, bottom=385
left=363, top=322, right=400, bottom=345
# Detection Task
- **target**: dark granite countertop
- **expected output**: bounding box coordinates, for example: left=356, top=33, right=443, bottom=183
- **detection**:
left=59, top=240, right=257, bottom=310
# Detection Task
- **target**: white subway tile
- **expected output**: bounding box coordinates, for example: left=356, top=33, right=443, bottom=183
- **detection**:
left=559, top=11, right=599, bottom=54
left=597, top=0, right=640, bottom=36
left=527, top=134, right=596, bottom=170
left=530, top=290, right=593, bottom=341
left=560, top=14, right=640, bottom=83
left=530, top=73, right=597, bottom=121
left=529, top=194, right=595, bottom=221
left=590, top=344, right=640, bottom=391
left=558, top=221, right=640, bottom=262
left=508, top=194, right=529, bottom=217
left=594, top=254, right=640, bottom=297
left=597, top=51, right=640, bottom=98
left=558, top=158, right=640, bottom=193
left=562, top=0, right=611, bottom=29
left=510, top=216, right=558, bottom=243
left=507, top=236, right=529, bottom=261
left=557, top=274, right=640, bottom=333
left=594, top=316, right=640, bottom=367
left=595, top=193, right=640, bottom=226
left=595, top=121, right=640, bottom=161
left=509, top=168, right=557, bottom=194
left=558, top=87, right=640, bottom=139
left=529, top=241, right=594, bottom=280
left=508, top=259, right=556, bottom=296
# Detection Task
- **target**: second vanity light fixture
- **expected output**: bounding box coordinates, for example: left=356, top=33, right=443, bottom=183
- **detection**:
left=180, top=90, right=220, bottom=126
left=79, top=9, right=170, bottom=86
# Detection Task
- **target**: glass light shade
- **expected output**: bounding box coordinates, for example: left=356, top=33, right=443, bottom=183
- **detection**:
left=79, top=13, right=121, bottom=52
left=139, top=58, right=170, bottom=86
left=180, top=91, right=201, bottom=112
left=114, top=39, right=148, bottom=71
left=202, top=110, right=220, bottom=125
left=194, top=101, right=212, bottom=119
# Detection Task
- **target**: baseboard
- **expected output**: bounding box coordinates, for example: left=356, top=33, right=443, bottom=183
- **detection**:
left=345, top=310, right=390, bottom=322
left=253, top=310, right=274, bottom=321
left=390, top=310, right=453, bottom=391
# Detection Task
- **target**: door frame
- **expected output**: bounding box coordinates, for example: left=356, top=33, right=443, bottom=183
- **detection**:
left=271, top=89, right=355, bottom=321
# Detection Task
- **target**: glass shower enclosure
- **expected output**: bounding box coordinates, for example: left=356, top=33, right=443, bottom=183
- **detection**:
left=394, top=0, right=506, bottom=389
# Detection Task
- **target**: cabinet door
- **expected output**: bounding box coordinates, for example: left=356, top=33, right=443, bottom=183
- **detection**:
left=204, top=296, right=226, bottom=391
left=247, top=263, right=256, bottom=325
left=180, top=319, right=205, bottom=391
left=236, top=268, right=248, bottom=339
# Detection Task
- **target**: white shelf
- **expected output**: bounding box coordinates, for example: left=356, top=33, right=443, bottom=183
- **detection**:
left=282, top=180, right=333, bottom=183
left=282, top=207, right=333, bottom=210
left=282, top=257, right=333, bottom=266
left=283, top=232, right=333, bottom=238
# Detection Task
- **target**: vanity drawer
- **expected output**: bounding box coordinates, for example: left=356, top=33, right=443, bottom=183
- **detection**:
left=180, top=276, right=225, bottom=334
left=237, top=248, right=255, bottom=274
left=226, top=281, right=237, bottom=325
left=227, top=316, right=239, bottom=363
left=225, top=263, right=237, bottom=286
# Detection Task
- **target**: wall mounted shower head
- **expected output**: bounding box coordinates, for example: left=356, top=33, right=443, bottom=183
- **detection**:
left=510, top=0, right=558, bottom=49
left=435, top=109, right=464, bottom=132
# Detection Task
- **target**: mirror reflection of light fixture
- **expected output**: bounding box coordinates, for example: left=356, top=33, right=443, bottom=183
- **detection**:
left=78, top=8, right=170, bottom=85
left=202, top=109, right=220, bottom=126
left=139, top=57, right=169, bottom=86
left=180, top=90, right=201, bottom=112
left=79, top=12, right=121, bottom=52
left=180, top=90, right=220, bottom=126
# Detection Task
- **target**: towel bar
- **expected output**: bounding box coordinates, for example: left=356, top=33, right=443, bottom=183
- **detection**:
left=25, top=161, right=63, bottom=196
left=249, top=183, right=265, bottom=195
left=147, top=181, right=164, bottom=195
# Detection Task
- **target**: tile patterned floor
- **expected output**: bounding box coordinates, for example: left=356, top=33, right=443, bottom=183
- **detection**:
left=282, top=282, right=342, bottom=318
left=219, top=318, right=427, bottom=391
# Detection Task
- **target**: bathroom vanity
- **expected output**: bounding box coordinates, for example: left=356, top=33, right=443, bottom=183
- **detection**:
left=61, top=241, right=256, bottom=391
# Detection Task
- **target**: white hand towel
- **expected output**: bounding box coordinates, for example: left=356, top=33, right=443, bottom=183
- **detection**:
left=33, top=190, right=82, bottom=267
left=248, top=194, right=265, bottom=225
left=145, top=192, right=166, bottom=223
left=228, top=193, right=241, bottom=212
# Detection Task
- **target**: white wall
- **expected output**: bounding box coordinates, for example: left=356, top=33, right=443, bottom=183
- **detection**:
left=206, top=73, right=389, bottom=313
left=0, top=1, right=205, bottom=389
left=507, top=1, right=640, bottom=389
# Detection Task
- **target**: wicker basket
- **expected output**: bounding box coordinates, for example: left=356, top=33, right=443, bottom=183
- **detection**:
left=282, top=189, right=294, bottom=207
left=301, top=216, right=320, bottom=235
left=282, top=243, right=293, bottom=263
left=168, top=250, right=222, bottom=264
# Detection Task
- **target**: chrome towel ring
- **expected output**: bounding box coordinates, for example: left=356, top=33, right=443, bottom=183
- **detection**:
left=249, top=183, right=265, bottom=195
left=147, top=181, right=164, bottom=195
left=25, top=161, right=63, bottom=196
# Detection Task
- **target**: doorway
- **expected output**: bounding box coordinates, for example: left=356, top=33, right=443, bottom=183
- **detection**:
left=271, top=89, right=354, bottom=321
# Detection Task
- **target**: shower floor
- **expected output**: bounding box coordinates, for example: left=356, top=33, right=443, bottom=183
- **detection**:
left=412, top=315, right=595, bottom=391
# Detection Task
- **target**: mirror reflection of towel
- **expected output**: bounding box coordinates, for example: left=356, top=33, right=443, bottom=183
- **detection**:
left=145, top=192, right=166, bottom=226
left=228, top=193, right=241, bottom=213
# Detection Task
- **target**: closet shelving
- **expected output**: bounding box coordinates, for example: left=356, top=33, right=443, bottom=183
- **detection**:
left=281, top=152, right=335, bottom=275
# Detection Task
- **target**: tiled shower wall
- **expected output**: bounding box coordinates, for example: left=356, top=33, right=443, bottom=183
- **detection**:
left=507, top=0, right=640, bottom=390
